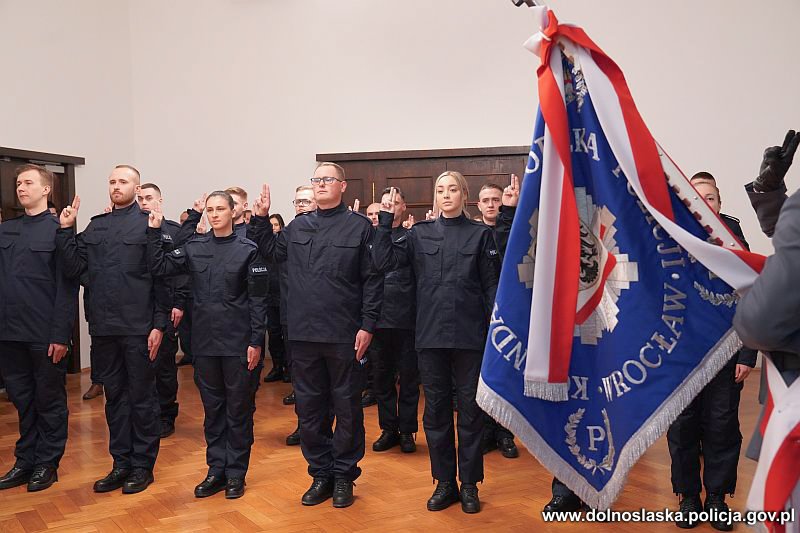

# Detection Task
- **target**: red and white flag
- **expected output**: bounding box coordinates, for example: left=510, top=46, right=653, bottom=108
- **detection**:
left=747, top=356, right=800, bottom=533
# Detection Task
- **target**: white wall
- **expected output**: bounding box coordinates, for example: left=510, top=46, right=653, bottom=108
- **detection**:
left=2, top=0, right=798, bottom=367
left=0, top=0, right=136, bottom=367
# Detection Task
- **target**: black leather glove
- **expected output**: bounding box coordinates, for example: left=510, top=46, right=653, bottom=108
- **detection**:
left=754, top=129, right=800, bottom=192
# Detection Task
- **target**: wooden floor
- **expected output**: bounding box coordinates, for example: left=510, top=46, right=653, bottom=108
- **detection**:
left=0, top=365, right=761, bottom=532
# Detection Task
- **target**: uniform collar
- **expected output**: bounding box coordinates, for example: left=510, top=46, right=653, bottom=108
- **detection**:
left=111, top=202, right=138, bottom=216
left=439, top=213, right=467, bottom=226
left=213, top=232, right=237, bottom=243
left=317, top=202, right=347, bottom=217
left=22, top=209, right=52, bottom=223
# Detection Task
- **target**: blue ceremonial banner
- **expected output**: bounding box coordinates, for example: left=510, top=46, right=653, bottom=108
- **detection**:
left=477, top=9, right=757, bottom=510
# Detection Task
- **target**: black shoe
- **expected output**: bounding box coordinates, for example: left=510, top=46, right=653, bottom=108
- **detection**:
left=282, top=370, right=291, bottom=383
left=302, top=477, right=333, bottom=506
left=122, top=468, right=154, bottom=494
left=27, top=466, right=58, bottom=492
left=283, top=391, right=296, bottom=405
left=460, top=483, right=480, bottom=514
left=676, top=494, right=703, bottom=529
left=361, top=391, right=377, bottom=408
left=372, top=430, right=400, bottom=452
left=194, top=475, right=227, bottom=498
left=427, top=480, right=460, bottom=511
left=481, top=434, right=498, bottom=455
left=160, top=420, right=175, bottom=439
left=286, top=427, right=301, bottom=446
left=93, top=467, right=131, bottom=493
left=263, top=366, right=284, bottom=383
left=543, top=493, right=583, bottom=512
left=225, top=478, right=245, bottom=499
left=400, top=433, right=416, bottom=453
left=0, top=466, right=32, bottom=490
left=332, top=478, right=354, bottom=508
left=82, top=383, right=104, bottom=400
left=705, top=493, right=733, bottom=531
left=498, top=437, right=519, bottom=459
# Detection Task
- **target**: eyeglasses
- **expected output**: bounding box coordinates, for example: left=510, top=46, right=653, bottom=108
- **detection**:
left=310, top=176, right=343, bottom=185
left=292, top=199, right=314, bottom=207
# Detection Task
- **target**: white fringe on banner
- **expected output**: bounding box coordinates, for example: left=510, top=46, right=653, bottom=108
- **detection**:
left=477, top=328, right=743, bottom=511
left=524, top=380, right=568, bottom=402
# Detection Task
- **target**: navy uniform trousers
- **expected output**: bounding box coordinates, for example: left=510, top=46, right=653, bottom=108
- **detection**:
left=0, top=342, right=68, bottom=469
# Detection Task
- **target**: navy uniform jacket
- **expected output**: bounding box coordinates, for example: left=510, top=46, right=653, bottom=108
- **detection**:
left=376, top=225, right=415, bottom=331
left=147, top=228, right=268, bottom=357
left=251, top=202, right=383, bottom=344
left=155, top=219, right=191, bottom=317
left=373, top=211, right=500, bottom=351
left=56, top=202, right=166, bottom=336
left=720, top=214, right=758, bottom=368
left=0, top=211, right=79, bottom=344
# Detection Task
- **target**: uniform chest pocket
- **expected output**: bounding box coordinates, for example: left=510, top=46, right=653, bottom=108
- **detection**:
left=332, top=237, right=361, bottom=279
left=290, top=233, right=313, bottom=269
left=224, top=264, right=246, bottom=299
left=416, top=241, right=442, bottom=282
left=22, top=241, right=56, bottom=280
left=457, top=241, right=482, bottom=283
left=189, top=261, right=211, bottom=301
left=120, top=236, right=147, bottom=268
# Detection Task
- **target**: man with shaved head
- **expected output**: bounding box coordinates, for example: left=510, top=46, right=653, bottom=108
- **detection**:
left=57, top=164, right=167, bottom=495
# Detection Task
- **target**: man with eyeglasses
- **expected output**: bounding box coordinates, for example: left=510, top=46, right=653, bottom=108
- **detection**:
left=282, top=184, right=317, bottom=445
left=251, top=162, right=382, bottom=509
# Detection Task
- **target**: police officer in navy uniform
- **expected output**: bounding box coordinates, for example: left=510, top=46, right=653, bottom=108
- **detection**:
left=56, top=164, right=167, bottom=494
left=374, top=172, right=500, bottom=514
left=0, top=164, right=79, bottom=492
left=250, top=163, right=383, bottom=508
left=137, top=183, right=190, bottom=438
left=263, top=214, right=288, bottom=383
left=664, top=174, right=757, bottom=531
left=147, top=191, right=268, bottom=499
left=475, top=180, right=520, bottom=460
left=280, top=185, right=318, bottom=445
left=369, top=187, right=420, bottom=454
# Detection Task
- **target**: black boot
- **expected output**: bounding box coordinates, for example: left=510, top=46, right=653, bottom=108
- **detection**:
left=122, top=468, right=154, bottom=494
left=460, top=483, right=480, bottom=514
left=225, top=478, right=245, bottom=499
left=286, top=426, right=301, bottom=446
left=160, top=419, right=175, bottom=439
left=283, top=391, right=296, bottom=405
left=675, top=494, right=703, bottom=529
left=302, top=477, right=333, bottom=506
left=372, top=430, right=400, bottom=452
left=400, top=433, right=416, bottom=453
left=93, top=467, right=131, bottom=493
left=543, top=492, right=583, bottom=512
left=27, top=466, right=58, bottom=492
left=332, top=478, right=354, bottom=508
left=427, top=480, right=459, bottom=511
left=361, top=391, right=377, bottom=408
left=498, top=437, right=519, bottom=459
left=194, top=475, right=227, bottom=498
left=0, top=466, right=32, bottom=490
left=705, top=493, right=733, bottom=531
left=263, top=366, right=284, bottom=383
left=282, top=367, right=291, bottom=383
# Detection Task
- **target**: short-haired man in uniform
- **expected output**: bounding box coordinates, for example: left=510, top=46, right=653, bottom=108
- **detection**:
left=137, top=183, right=190, bottom=438
left=251, top=163, right=383, bottom=508
left=369, top=187, right=420, bottom=454
left=0, top=164, right=78, bottom=492
left=282, top=185, right=317, bottom=445
left=57, top=164, right=167, bottom=494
